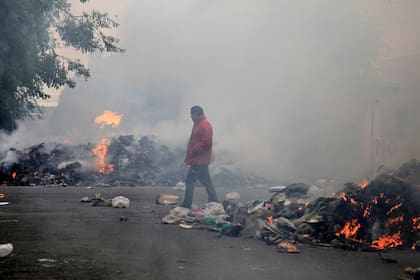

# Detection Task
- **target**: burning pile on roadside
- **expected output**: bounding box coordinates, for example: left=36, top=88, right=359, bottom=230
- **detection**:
left=0, top=109, right=279, bottom=187
left=0, top=135, right=185, bottom=187
left=0, top=135, right=269, bottom=187
left=248, top=171, right=420, bottom=251
left=163, top=160, right=420, bottom=251
left=306, top=172, right=420, bottom=250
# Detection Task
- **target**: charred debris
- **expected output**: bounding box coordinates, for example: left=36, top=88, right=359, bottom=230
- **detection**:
left=1, top=135, right=419, bottom=251
left=0, top=135, right=271, bottom=187
left=162, top=160, right=420, bottom=252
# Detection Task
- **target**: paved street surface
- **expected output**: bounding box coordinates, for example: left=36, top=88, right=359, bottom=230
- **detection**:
left=0, top=186, right=418, bottom=280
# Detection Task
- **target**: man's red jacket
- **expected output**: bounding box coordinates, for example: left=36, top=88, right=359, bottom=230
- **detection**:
left=184, top=115, right=213, bottom=165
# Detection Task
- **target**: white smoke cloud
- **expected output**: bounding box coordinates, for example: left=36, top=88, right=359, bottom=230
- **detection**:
left=2, top=0, right=420, bottom=182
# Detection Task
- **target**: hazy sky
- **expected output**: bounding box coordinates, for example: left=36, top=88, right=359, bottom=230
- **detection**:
left=2, top=0, right=420, bottom=182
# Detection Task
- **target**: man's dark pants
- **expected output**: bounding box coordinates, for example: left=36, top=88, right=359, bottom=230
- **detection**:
left=181, top=164, right=219, bottom=209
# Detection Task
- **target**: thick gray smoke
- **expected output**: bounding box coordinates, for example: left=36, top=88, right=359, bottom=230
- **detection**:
left=2, top=1, right=420, bottom=182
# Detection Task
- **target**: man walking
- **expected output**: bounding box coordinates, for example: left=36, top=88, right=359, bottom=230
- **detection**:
left=181, top=105, right=219, bottom=209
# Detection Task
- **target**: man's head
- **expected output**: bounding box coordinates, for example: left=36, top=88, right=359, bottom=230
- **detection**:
left=190, top=105, right=204, bottom=122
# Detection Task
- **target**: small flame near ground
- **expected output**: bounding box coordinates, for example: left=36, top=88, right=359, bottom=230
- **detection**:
left=336, top=219, right=364, bottom=242
left=339, top=192, right=347, bottom=202
left=359, top=179, right=369, bottom=189
left=413, top=217, right=420, bottom=230
left=94, top=110, right=123, bottom=129
left=371, top=232, right=402, bottom=249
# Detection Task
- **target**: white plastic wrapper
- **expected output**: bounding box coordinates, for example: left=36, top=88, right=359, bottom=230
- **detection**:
left=203, top=202, right=226, bottom=216
left=111, top=196, right=130, bottom=208
left=225, top=192, right=240, bottom=200
left=0, top=243, right=13, bottom=258
left=169, top=206, right=190, bottom=218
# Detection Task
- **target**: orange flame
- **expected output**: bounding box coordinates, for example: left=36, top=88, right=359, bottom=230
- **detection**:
left=92, top=138, right=114, bottom=174
left=413, top=217, right=420, bottom=230
left=386, top=203, right=402, bottom=215
left=371, top=232, right=402, bottom=249
left=363, top=206, right=371, bottom=218
left=387, top=216, right=403, bottom=225
left=267, top=215, right=273, bottom=224
left=336, top=219, right=363, bottom=242
left=11, top=171, right=17, bottom=179
left=339, top=192, right=347, bottom=202
left=359, top=179, right=369, bottom=189
left=94, top=110, right=123, bottom=129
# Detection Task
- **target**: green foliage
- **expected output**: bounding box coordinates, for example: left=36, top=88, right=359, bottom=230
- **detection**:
left=0, top=0, right=124, bottom=132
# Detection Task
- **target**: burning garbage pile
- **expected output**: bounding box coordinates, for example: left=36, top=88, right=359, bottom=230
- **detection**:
left=0, top=135, right=269, bottom=187
left=305, top=173, right=420, bottom=250
left=162, top=160, right=420, bottom=251
left=0, top=135, right=187, bottom=187
left=0, top=109, right=276, bottom=187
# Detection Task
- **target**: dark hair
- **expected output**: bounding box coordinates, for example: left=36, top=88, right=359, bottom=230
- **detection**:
left=190, top=105, right=204, bottom=115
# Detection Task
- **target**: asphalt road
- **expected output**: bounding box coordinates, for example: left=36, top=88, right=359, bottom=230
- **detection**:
left=0, top=186, right=418, bottom=280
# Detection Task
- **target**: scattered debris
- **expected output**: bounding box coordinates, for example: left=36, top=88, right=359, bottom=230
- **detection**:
left=269, top=186, right=286, bottom=193
left=179, top=223, right=193, bottom=229
left=160, top=159, right=420, bottom=254
left=171, top=181, right=186, bottom=191
left=80, top=196, right=91, bottom=203
left=90, top=193, right=112, bottom=207
left=225, top=192, right=240, bottom=200
left=162, top=214, right=182, bottom=225
left=161, top=207, right=191, bottom=224
left=399, top=267, right=420, bottom=280
left=0, top=243, right=13, bottom=258
left=112, top=196, right=130, bottom=208
left=37, top=258, right=57, bottom=267
left=156, top=194, right=180, bottom=205
left=282, top=183, right=310, bottom=198
left=202, top=202, right=226, bottom=216
left=276, top=241, right=300, bottom=253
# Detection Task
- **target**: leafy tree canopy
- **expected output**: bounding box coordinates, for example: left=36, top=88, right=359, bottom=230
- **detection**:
left=0, top=0, right=124, bottom=132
